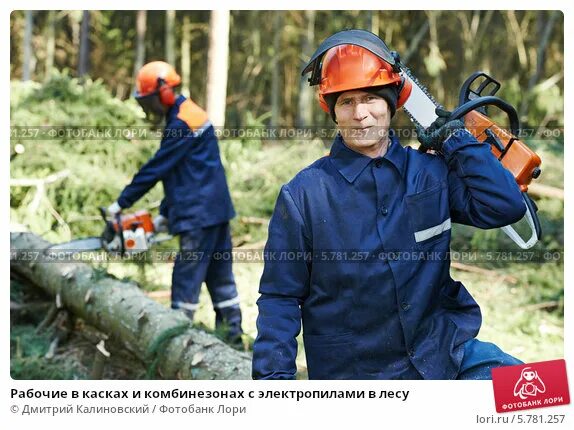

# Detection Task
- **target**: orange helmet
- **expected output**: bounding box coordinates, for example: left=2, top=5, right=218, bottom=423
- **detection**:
left=302, top=30, right=412, bottom=115
left=135, top=61, right=181, bottom=106
left=318, top=44, right=410, bottom=113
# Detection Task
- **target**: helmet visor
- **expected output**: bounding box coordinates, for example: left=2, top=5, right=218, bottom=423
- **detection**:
left=135, top=92, right=166, bottom=117
left=302, top=29, right=397, bottom=85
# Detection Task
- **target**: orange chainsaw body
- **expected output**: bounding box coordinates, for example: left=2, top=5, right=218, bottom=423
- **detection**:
left=464, top=110, right=541, bottom=192
left=113, top=210, right=154, bottom=234
left=111, top=210, right=154, bottom=251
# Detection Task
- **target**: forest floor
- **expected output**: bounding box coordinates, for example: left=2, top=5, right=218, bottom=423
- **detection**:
left=11, top=256, right=563, bottom=380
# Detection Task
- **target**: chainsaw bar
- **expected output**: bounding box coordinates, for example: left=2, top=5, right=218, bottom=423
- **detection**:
left=400, top=65, right=443, bottom=129
left=46, top=237, right=103, bottom=252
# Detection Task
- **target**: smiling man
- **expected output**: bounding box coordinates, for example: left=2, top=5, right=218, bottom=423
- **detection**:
left=252, top=30, right=526, bottom=380
left=330, top=89, right=394, bottom=157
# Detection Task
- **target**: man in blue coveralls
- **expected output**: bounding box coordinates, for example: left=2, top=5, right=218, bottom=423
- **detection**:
left=252, top=30, right=525, bottom=379
left=107, top=61, right=243, bottom=344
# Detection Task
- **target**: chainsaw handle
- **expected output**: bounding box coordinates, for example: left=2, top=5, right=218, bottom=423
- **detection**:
left=524, top=192, right=542, bottom=240
left=458, top=72, right=501, bottom=107
left=501, top=192, right=542, bottom=249
left=449, top=96, right=520, bottom=137
left=115, top=212, right=126, bottom=256
left=99, top=206, right=117, bottom=245
left=98, top=206, right=108, bottom=222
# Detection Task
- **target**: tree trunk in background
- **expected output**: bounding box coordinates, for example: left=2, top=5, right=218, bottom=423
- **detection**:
left=180, top=14, right=191, bottom=98
left=519, top=11, right=559, bottom=121
left=22, top=11, right=33, bottom=81
left=44, top=10, right=56, bottom=81
left=370, top=11, right=380, bottom=36
left=165, top=10, right=176, bottom=65
left=271, top=12, right=283, bottom=126
left=133, top=10, right=146, bottom=83
left=78, top=11, right=90, bottom=78
left=402, top=20, right=429, bottom=64
left=68, top=11, right=81, bottom=73
left=10, top=232, right=252, bottom=380
left=426, top=11, right=445, bottom=102
left=505, top=11, right=528, bottom=69
left=206, top=10, right=230, bottom=128
left=296, top=10, right=315, bottom=127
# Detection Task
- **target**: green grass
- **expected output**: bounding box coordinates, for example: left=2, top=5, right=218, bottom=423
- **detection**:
left=455, top=266, right=563, bottom=362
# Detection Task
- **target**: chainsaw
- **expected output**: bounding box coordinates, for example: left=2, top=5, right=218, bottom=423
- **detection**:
left=398, top=59, right=542, bottom=249
left=303, top=29, right=542, bottom=249
left=48, top=208, right=173, bottom=254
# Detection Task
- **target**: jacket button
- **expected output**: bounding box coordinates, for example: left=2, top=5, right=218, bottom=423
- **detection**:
left=401, top=302, right=410, bottom=311
left=380, top=206, right=388, bottom=216
left=408, top=348, right=415, bottom=358
left=375, top=159, right=383, bottom=168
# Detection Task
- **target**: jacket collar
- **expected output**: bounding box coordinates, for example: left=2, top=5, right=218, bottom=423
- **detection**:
left=329, top=129, right=406, bottom=183
left=166, top=95, right=186, bottom=120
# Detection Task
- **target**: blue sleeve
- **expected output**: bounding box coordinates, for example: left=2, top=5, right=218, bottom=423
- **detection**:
left=159, top=197, right=169, bottom=217
left=252, top=185, right=311, bottom=380
left=443, top=129, right=526, bottom=228
left=117, top=122, right=194, bottom=209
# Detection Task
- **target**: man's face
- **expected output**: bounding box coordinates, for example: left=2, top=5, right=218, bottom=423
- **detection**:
left=334, top=90, right=391, bottom=154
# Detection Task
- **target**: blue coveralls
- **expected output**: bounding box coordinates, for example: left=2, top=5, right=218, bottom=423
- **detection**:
left=252, top=130, right=525, bottom=379
left=117, top=95, right=242, bottom=338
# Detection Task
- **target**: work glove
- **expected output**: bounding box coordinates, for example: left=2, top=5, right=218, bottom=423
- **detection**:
left=153, top=214, right=169, bottom=233
left=416, top=107, right=466, bottom=153
left=107, top=201, right=122, bottom=216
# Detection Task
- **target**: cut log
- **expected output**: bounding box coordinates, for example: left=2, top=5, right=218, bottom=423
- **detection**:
left=10, top=232, right=251, bottom=380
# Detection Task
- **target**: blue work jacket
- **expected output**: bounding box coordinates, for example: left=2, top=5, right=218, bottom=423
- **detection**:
left=117, top=96, right=235, bottom=233
left=252, top=130, right=526, bottom=380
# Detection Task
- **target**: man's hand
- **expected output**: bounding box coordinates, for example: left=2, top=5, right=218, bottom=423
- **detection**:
left=107, top=201, right=122, bottom=216
left=416, top=108, right=466, bottom=152
left=153, top=214, right=169, bottom=233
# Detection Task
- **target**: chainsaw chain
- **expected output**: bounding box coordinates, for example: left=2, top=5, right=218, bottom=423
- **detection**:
left=400, top=64, right=443, bottom=129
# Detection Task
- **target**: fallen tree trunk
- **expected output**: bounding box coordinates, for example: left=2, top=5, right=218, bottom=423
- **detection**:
left=10, top=232, right=251, bottom=380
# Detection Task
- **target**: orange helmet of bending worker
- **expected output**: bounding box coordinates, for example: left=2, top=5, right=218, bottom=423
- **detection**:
left=134, top=61, right=182, bottom=115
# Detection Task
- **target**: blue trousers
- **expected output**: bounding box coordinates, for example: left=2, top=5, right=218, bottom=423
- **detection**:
left=171, top=222, right=243, bottom=339
left=457, top=339, right=523, bottom=380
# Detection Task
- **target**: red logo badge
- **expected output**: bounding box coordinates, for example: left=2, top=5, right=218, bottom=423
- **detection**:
left=492, top=359, right=570, bottom=413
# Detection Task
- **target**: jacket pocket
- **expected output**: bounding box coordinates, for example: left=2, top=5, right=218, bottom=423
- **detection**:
left=303, top=332, right=356, bottom=379
left=405, top=181, right=451, bottom=248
